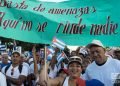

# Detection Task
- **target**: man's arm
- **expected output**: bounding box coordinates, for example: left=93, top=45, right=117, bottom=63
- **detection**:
left=6, top=75, right=26, bottom=85
left=32, top=45, right=38, bottom=75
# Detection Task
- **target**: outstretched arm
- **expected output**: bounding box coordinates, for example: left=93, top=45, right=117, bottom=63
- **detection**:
left=38, top=62, right=63, bottom=86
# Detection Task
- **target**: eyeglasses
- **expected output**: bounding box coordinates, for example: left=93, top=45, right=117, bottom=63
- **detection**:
left=11, top=68, right=14, bottom=75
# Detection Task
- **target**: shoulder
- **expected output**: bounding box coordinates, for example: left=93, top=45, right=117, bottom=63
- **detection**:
left=29, top=63, right=34, bottom=67
left=20, top=65, right=29, bottom=76
left=86, top=61, right=96, bottom=70
left=57, top=77, right=65, bottom=86
left=0, top=72, right=6, bottom=79
left=0, top=72, right=4, bottom=76
left=48, top=77, right=64, bottom=86
left=21, top=65, right=29, bottom=72
left=1, top=64, right=11, bottom=74
left=108, top=57, right=120, bottom=65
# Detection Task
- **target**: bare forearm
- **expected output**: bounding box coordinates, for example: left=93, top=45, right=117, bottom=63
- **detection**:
left=33, top=52, right=38, bottom=74
left=32, top=45, right=38, bottom=75
left=6, top=76, right=26, bottom=85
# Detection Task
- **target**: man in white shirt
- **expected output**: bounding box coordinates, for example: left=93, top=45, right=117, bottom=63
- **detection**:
left=2, top=51, right=28, bottom=86
left=0, top=72, right=7, bottom=86
left=83, top=40, right=120, bottom=86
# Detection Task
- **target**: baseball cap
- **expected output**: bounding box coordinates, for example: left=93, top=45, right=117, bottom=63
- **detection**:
left=12, top=51, right=21, bottom=56
left=79, top=47, right=88, bottom=57
left=68, top=56, right=82, bottom=66
left=86, top=40, right=104, bottom=48
left=29, top=58, right=33, bottom=63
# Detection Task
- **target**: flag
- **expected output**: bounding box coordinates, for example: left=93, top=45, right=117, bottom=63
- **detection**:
left=0, top=45, right=7, bottom=51
left=40, top=48, right=45, bottom=58
left=57, top=52, right=66, bottom=65
left=46, top=46, right=55, bottom=61
left=13, top=40, right=17, bottom=51
left=52, top=37, right=66, bottom=50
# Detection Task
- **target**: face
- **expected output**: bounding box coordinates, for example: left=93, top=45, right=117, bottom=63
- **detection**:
left=40, top=59, right=44, bottom=65
left=36, top=52, right=40, bottom=62
left=90, top=46, right=106, bottom=64
left=82, top=59, right=91, bottom=72
left=54, top=47, right=60, bottom=53
left=68, top=62, right=82, bottom=78
left=114, top=52, right=120, bottom=60
left=11, top=53, right=21, bottom=65
left=2, top=54, right=8, bottom=63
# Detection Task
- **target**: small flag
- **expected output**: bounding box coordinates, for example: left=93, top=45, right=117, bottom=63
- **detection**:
left=57, top=52, right=65, bottom=65
left=13, top=40, right=17, bottom=51
left=40, top=48, right=45, bottom=58
left=46, top=46, right=55, bottom=61
left=0, top=45, right=7, bottom=51
left=52, top=37, right=66, bottom=50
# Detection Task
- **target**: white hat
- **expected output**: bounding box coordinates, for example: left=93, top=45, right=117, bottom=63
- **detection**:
left=29, top=58, right=33, bottom=63
left=79, top=47, right=88, bottom=56
left=8, top=56, right=11, bottom=60
left=12, top=51, right=21, bottom=56
left=1, top=52, right=8, bottom=55
left=68, top=56, right=82, bottom=66
left=86, top=40, right=104, bottom=48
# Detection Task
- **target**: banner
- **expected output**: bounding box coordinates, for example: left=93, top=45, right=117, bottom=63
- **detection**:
left=0, top=0, right=120, bottom=46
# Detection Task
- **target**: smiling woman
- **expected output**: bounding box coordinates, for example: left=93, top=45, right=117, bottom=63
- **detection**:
left=37, top=56, right=86, bottom=86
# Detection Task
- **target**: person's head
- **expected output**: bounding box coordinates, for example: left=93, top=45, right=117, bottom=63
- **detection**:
left=86, top=40, right=106, bottom=65
left=40, top=58, right=44, bottom=65
left=0, top=55, right=2, bottom=61
left=54, top=47, right=61, bottom=54
left=82, top=59, right=91, bottom=74
left=79, top=47, right=88, bottom=58
left=70, top=51, right=77, bottom=57
left=11, top=51, right=21, bottom=65
left=35, top=52, right=40, bottom=63
left=63, top=58, right=69, bottom=64
left=114, top=49, right=120, bottom=60
left=28, top=58, right=33, bottom=65
left=1, top=53, right=9, bottom=64
left=68, top=56, right=82, bottom=79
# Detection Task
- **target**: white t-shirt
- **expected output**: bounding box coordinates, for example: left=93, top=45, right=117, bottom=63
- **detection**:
left=82, top=57, right=120, bottom=86
left=29, top=63, right=41, bottom=74
left=63, top=77, right=69, bottom=86
left=2, top=65, right=28, bottom=86
left=0, top=72, right=7, bottom=86
left=22, top=62, right=30, bottom=72
left=48, top=64, right=61, bottom=78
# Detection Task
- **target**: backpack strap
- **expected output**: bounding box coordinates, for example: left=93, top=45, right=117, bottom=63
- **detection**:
left=61, top=77, right=67, bottom=86
left=5, top=65, right=11, bottom=74
left=18, top=64, right=23, bottom=73
left=5, top=64, right=23, bottom=74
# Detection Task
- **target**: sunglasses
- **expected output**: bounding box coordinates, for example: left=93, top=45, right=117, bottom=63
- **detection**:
left=11, top=68, right=14, bottom=75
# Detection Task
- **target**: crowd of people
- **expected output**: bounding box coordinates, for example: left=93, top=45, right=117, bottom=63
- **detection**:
left=0, top=40, right=120, bottom=86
